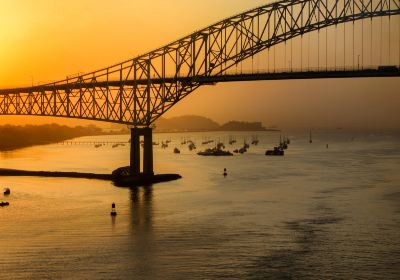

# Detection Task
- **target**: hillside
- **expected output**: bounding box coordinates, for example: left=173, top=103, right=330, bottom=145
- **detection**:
left=153, top=115, right=273, bottom=132
left=0, top=124, right=104, bottom=151
left=155, top=115, right=220, bottom=132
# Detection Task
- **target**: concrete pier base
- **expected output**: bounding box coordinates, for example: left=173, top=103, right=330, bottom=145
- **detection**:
left=130, top=127, right=154, bottom=176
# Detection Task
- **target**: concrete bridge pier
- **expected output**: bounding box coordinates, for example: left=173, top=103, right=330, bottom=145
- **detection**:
left=130, top=127, right=154, bottom=176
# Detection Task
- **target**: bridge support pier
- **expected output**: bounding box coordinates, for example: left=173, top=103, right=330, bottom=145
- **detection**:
left=130, top=127, right=154, bottom=176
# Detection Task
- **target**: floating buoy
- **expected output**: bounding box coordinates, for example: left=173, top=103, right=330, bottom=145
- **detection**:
left=110, top=202, right=117, bottom=216
left=326, top=144, right=329, bottom=149
left=223, top=168, right=227, bottom=177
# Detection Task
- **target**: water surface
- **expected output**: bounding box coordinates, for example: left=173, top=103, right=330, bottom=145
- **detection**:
left=1, top=130, right=399, bottom=279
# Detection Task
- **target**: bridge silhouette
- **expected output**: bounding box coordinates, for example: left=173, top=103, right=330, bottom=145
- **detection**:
left=1, top=0, right=399, bottom=176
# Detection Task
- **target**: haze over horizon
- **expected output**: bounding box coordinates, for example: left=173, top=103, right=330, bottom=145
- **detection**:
left=0, top=0, right=399, bottom=129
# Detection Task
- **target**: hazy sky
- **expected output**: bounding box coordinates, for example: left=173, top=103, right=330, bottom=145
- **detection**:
left=0, top=0, right=399, bottom=129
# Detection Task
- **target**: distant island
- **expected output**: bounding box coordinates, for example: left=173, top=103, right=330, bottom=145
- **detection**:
left=154, top=115, right=279, bottom=132
left=0, top=124, right=105, bottom=151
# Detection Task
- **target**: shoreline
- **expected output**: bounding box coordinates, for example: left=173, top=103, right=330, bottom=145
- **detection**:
left=0, top=168, right=112, bottom=180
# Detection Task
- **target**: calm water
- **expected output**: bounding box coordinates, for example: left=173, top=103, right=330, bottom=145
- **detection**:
left=0, top=130, right=400, bottom=279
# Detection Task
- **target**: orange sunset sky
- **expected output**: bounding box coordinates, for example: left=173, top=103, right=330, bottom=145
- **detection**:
left=0, top=0, right=399, bottom=129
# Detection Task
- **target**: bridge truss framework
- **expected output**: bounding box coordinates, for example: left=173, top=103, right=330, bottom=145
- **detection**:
left=0, top=0, right=399, bottom=127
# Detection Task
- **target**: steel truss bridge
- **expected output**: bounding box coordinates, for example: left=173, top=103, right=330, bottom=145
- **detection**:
left=0, top=0, right=399, bottom=127
left=1, top=0, right=399, bottom=175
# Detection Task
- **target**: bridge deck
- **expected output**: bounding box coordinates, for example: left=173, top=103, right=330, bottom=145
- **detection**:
left=1, top=69, right=398, bottom=94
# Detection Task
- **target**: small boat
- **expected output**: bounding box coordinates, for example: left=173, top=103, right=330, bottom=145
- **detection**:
left=216, top=142, right=225, bottom=150
left=279, top=142, right=288, bottom=150
left=265, top=147, right=284, bottom=156
left=161, top=142, right=168, bottom=149
left=202, top=139, right=214, bottom=145
left=0, top=201, right=10, bottom=207
left=173, top=147, right=180, bottom=154
left=4, top=188, right=10, bottom=195
left=229, top=136, right=236, bottom=145
left=197, top=148, right=233, bottom=156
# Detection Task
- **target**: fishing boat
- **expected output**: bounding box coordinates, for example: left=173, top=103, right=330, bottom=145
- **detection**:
left=279, top=141, right=288, bottom=150
left=265, top=147, right=284, bottom=156
left=197, top=148, right=233, bottom=156
left=188, top=142, right=196, bottom=151
left=0, top=201, right=9, bottom=207
left=173, top=147, right=180, bottom=154
left=3, top=188, right=10, bottom=195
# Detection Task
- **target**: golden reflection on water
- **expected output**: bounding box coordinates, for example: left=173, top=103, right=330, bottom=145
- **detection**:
left=0, top=131, right=400, bottom=279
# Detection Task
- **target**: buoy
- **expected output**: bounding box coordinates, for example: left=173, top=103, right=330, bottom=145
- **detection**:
left=110, top=202, right=117, bottom=216
left=326, top=144, right=329, bottom=149
left=3, top=188, right=10, bottom=195
left=223, top=168, right=227, bottom=177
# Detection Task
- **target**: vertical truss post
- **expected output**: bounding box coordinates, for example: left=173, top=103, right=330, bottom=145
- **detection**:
left=192, top=35, right=196, bottom=77
left=106, top=68, right=109, bottom=120
left=119, top=64, right=123, bottom=122
left=53, top=88, right=56, bottom=115
left=147, top=59, right=151, bottom=125
left=162, top=53, right=166, bottom=111
left=133, top=61, right=138, bottom=127
left=66, top=78, right=70, bottom=116
left=204, top=34, right=209, bottom=76
left=28, top=91, right=32, bottom=115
